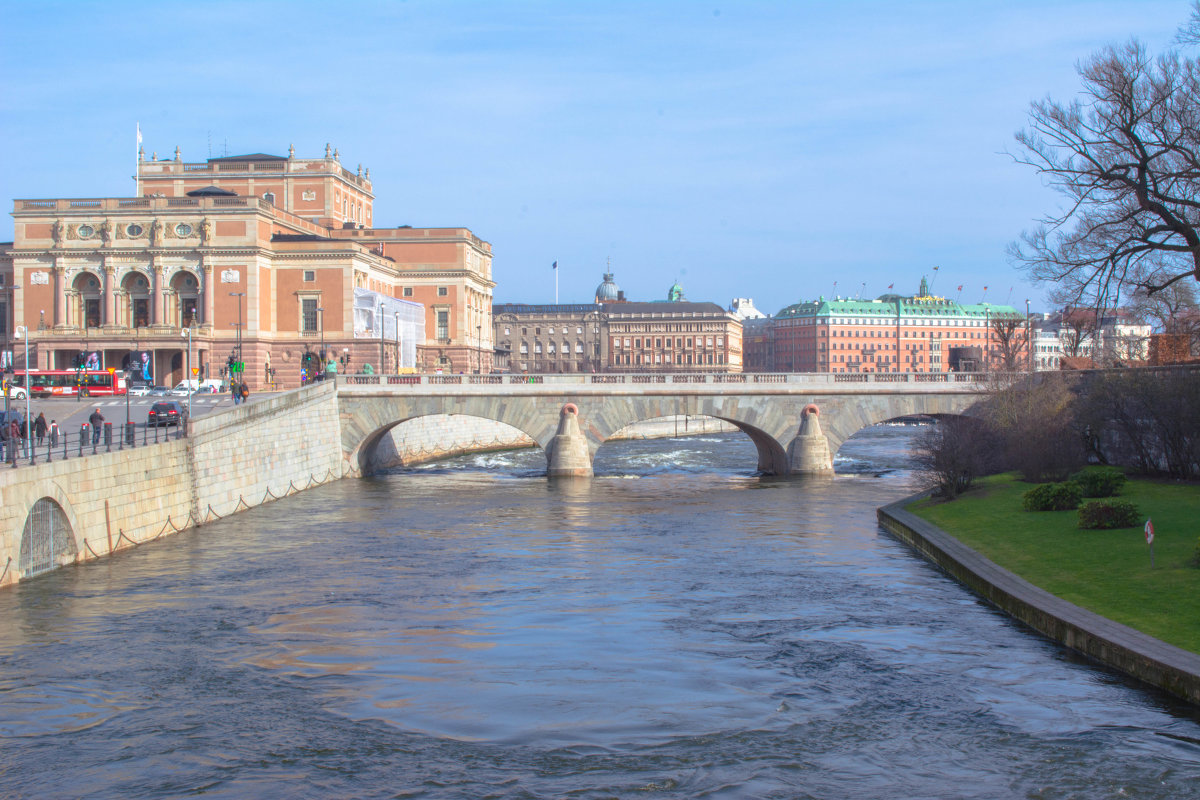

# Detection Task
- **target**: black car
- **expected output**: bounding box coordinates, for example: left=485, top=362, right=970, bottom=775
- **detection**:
left=147, top=401, right=185, bottom=427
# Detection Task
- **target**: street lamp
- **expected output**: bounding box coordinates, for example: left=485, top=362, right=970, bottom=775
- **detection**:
left=317, top=307, right=325, bottom=380
left=15, top=326, right=31, bottom=461
left=379, top=302, right=385, bottom=373
left=477, top=324, right=482, bottom=374
left=181, top=324, right=193, bottom=424
left=229, top=292, right=245, bottom=382
left=394, top=311, right=400, bottom=373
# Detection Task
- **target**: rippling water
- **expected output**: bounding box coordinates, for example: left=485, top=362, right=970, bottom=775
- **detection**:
left=1, top=424, right=1198, bottom=799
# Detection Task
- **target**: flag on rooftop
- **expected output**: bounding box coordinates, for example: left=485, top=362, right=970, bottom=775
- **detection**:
left=551, top=260, right=557, bottom=270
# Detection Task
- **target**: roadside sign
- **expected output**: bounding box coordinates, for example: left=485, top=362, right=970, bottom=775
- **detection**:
left=192, top=367, right=199, bottom=376
left=1145, top=518, right=1154, bottom=544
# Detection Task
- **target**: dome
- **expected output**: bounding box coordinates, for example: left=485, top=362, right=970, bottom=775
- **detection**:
left=595, top=272, right=620, bottom=302
left=667, top=281, right=685, bottom=302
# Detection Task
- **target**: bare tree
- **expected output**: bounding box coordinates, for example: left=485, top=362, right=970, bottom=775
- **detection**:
left=1010, top=37, right=1200, bottom=306
left=1058, top=312, right=1096, bottom=359
left=989, top=316, right=1028, bottom=371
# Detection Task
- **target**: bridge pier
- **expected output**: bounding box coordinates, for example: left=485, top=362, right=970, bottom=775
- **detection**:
left=547, top=404, right=594, bottom=478
left=788, top=404, right=833, bottom=475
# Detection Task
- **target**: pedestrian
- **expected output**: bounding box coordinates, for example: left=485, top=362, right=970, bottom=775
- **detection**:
left=239, top=382, right=249, bottom=403
left=88, top=407, right=104, bottom=444
left=9, top=418, right=22, bottom=459
left=231, top=381, right=241, bottom=405
left=34, top=412, right=47, bottom=446
left=49, top=419, right=59, bottom=448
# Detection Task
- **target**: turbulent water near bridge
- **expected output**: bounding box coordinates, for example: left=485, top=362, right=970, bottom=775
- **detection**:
left=1, top=424, right=1198, bottom=799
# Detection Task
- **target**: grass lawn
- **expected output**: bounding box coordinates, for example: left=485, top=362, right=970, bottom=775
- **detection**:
left=907, top=473, right=1200, bottom=655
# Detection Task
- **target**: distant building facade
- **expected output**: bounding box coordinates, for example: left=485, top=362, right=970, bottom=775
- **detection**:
left=1032, top=307, right=1152, bottom=370
left=2, top=143, right=493, bottom=386
left=771, top=278, right=1021, bottom=373
left=492, top=275, right=743, bottom=373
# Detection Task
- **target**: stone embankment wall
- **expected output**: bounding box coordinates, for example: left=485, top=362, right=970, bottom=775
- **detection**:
left=0, top=392, right=735, bottom=589
left=0, top=382, right=345, bottom=590
left=878, top=495, right=1200, bottom=706
left=373, top=414, right=736, bottom=467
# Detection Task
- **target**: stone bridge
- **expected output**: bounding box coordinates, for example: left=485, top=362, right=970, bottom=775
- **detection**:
left=337, top=372, right=999, bottom=477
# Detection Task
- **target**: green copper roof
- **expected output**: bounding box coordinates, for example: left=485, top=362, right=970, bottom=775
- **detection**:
left=776, top=294, right=1020, bottom=319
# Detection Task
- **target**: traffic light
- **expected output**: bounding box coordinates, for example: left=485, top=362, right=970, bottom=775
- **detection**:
left=76, top=351, right=86, bottom=368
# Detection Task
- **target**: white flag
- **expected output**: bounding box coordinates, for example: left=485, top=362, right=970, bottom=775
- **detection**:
left=136, top=123, right=142, bottom=146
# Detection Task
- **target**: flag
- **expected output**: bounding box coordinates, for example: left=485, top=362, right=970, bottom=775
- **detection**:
left=887, top=283, right=893, bottom=289
left=551, top=260, right=557, bottom=270
left=136, top=123, right=142, bottom=146
left=1145, top=518, right=1154, bottom=544
left=983, top=285, right=989, bottom=291
left=957, top=284, right=963, bottom=291
left=933, top=266, right=939, bottom=271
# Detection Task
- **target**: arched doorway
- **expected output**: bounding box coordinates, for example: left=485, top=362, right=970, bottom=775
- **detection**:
left=71, top=271, right=102, bottom=329
left=169, top=270, right=201, bottom=327
left=121, top=270, right=151, bottom=328
left=19, top=498, right=77, bottom=578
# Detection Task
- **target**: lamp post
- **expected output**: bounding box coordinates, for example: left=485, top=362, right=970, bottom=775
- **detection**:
left=16, top=326, right=31, bottom=460
left=317, top=307, right=325, bottom=380
left=477, top=324, right=482, bottom=374
left=394, top=311, right=400, bottom=373
left=229, top=292, right=244, bottom=382
left=379, top=302, right=385, bottom=374
left=181, top=324, right=193, bottom=423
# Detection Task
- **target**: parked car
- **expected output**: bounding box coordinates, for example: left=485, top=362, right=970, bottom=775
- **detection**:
left=128, top=384, right=152, bottom=397
left=147, top=401, right=185, bottom=427
left=171, top=380, right=223, bottom=396
left=147, top=386, right=171, bottom=397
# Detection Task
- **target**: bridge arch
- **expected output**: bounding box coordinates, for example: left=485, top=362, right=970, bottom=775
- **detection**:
left=7, top=481, right=84, bottom=582
left=816, top=393, right=984, bottom=459
left=355, top=412, right=545, bottom=472
left=596, top=408, right=790, bottom=474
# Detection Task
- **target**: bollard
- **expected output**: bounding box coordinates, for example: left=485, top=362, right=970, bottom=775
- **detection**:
left=80, top=425, right=88, bottom=456
left=125, top=422, right=136, bottom=448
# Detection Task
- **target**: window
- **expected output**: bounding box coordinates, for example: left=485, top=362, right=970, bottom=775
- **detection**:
left=520, top=343, right=528, bottom=354
left=303, top=270, right=315, bottom=282
left=302, top=298, right=318, bottom=333
left=263, top=192, right=276, bottom=206
left=436, top=310, right=449, bottom=340
left=438, top=287, right=448, bottom=297
left=504, top=327, right=511, bottom=336
left=577, top=326, right=583, bottom=334
left=403, top=287, right=413, bottom=297
left=548, top=326, right=555, bottom=334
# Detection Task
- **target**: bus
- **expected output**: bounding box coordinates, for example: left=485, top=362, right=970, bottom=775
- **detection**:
left=13, top=369, right=128, bottom=398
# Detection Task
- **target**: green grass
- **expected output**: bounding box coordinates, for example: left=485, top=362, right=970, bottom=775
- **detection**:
left=908, top=473, right=1200, bottom=655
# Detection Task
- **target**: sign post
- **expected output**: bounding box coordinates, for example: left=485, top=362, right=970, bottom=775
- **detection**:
left=1145, top=518, right=1155, bottom=568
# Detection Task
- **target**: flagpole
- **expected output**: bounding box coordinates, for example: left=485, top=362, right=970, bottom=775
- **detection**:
left=555, top=258, right=559, bottom=304
left=135, top=122, right=142, bottom=197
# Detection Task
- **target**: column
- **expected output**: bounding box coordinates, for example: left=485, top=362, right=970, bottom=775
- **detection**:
left=547, top=404, right=593, bottom=478
left=788, top=405, right=834, bottom=475
left=53, top=262, right=65, bottom=327
left=201, top=260, right=214, bottom=326
left=151, top=258, right=163, bottom=326
left=102, top=261, right=116, bottom=327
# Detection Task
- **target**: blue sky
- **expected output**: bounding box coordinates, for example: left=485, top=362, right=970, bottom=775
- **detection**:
left=0, top=0, right=1188, bottom=313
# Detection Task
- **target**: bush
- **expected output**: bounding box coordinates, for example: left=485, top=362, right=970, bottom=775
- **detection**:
left=1078, top=500, right=1141, bottom=529
left=1071, top=467, right=1126, bottom=498
left=1022, top=481, right=1082, bottom=511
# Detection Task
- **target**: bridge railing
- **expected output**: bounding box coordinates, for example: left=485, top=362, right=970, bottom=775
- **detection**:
left=336, top=371, right=1008, bottom=388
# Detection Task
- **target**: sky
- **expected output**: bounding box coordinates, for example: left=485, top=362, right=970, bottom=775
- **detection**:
left=0, top=0, right=1190, bottom=314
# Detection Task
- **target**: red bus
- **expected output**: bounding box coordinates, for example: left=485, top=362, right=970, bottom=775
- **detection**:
left=15, top=369, right=128, bottom=398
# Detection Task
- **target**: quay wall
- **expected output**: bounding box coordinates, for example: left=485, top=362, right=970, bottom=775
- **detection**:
left=0, top=382, right=345, bottom=590
left=878, top=495, right=1200, bottom=706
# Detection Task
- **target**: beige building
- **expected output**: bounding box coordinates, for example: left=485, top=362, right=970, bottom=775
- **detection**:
left=1, top=144, right=494, bottom=387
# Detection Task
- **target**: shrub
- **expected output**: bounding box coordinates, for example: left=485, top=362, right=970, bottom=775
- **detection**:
left=1022, top=481, right=1082, bottom=511
left=1078, top=500, right=1141, bottom=529
left=1071, top=467, right=1126, bottom=498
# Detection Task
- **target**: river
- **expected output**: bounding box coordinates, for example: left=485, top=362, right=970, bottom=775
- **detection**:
left=1, top=424, right=1198, bottom=799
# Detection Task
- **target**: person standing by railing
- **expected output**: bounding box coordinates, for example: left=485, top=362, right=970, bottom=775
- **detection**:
left=34, top=412, right=47, bottom=447
left=88, top=408, right=105, bottom=445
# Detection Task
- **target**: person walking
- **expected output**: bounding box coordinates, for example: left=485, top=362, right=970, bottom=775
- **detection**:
left=49, top=419, right=59, bottom=448
left=33, top=412, right=48, bottom=446
left=88, top=407, right=104, bottom=444
left=239, top=382, right=249, bottom=403
left=9, top=418, right=23, bottom=459
left=231, top=381, right=241, bottom=405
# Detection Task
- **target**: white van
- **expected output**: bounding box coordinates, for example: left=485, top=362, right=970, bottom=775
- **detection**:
left=171, top=379, right=224, bottom=396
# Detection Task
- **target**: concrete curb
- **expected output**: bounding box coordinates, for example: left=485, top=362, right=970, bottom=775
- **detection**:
left=878, top=493, right=1200, bottom=706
